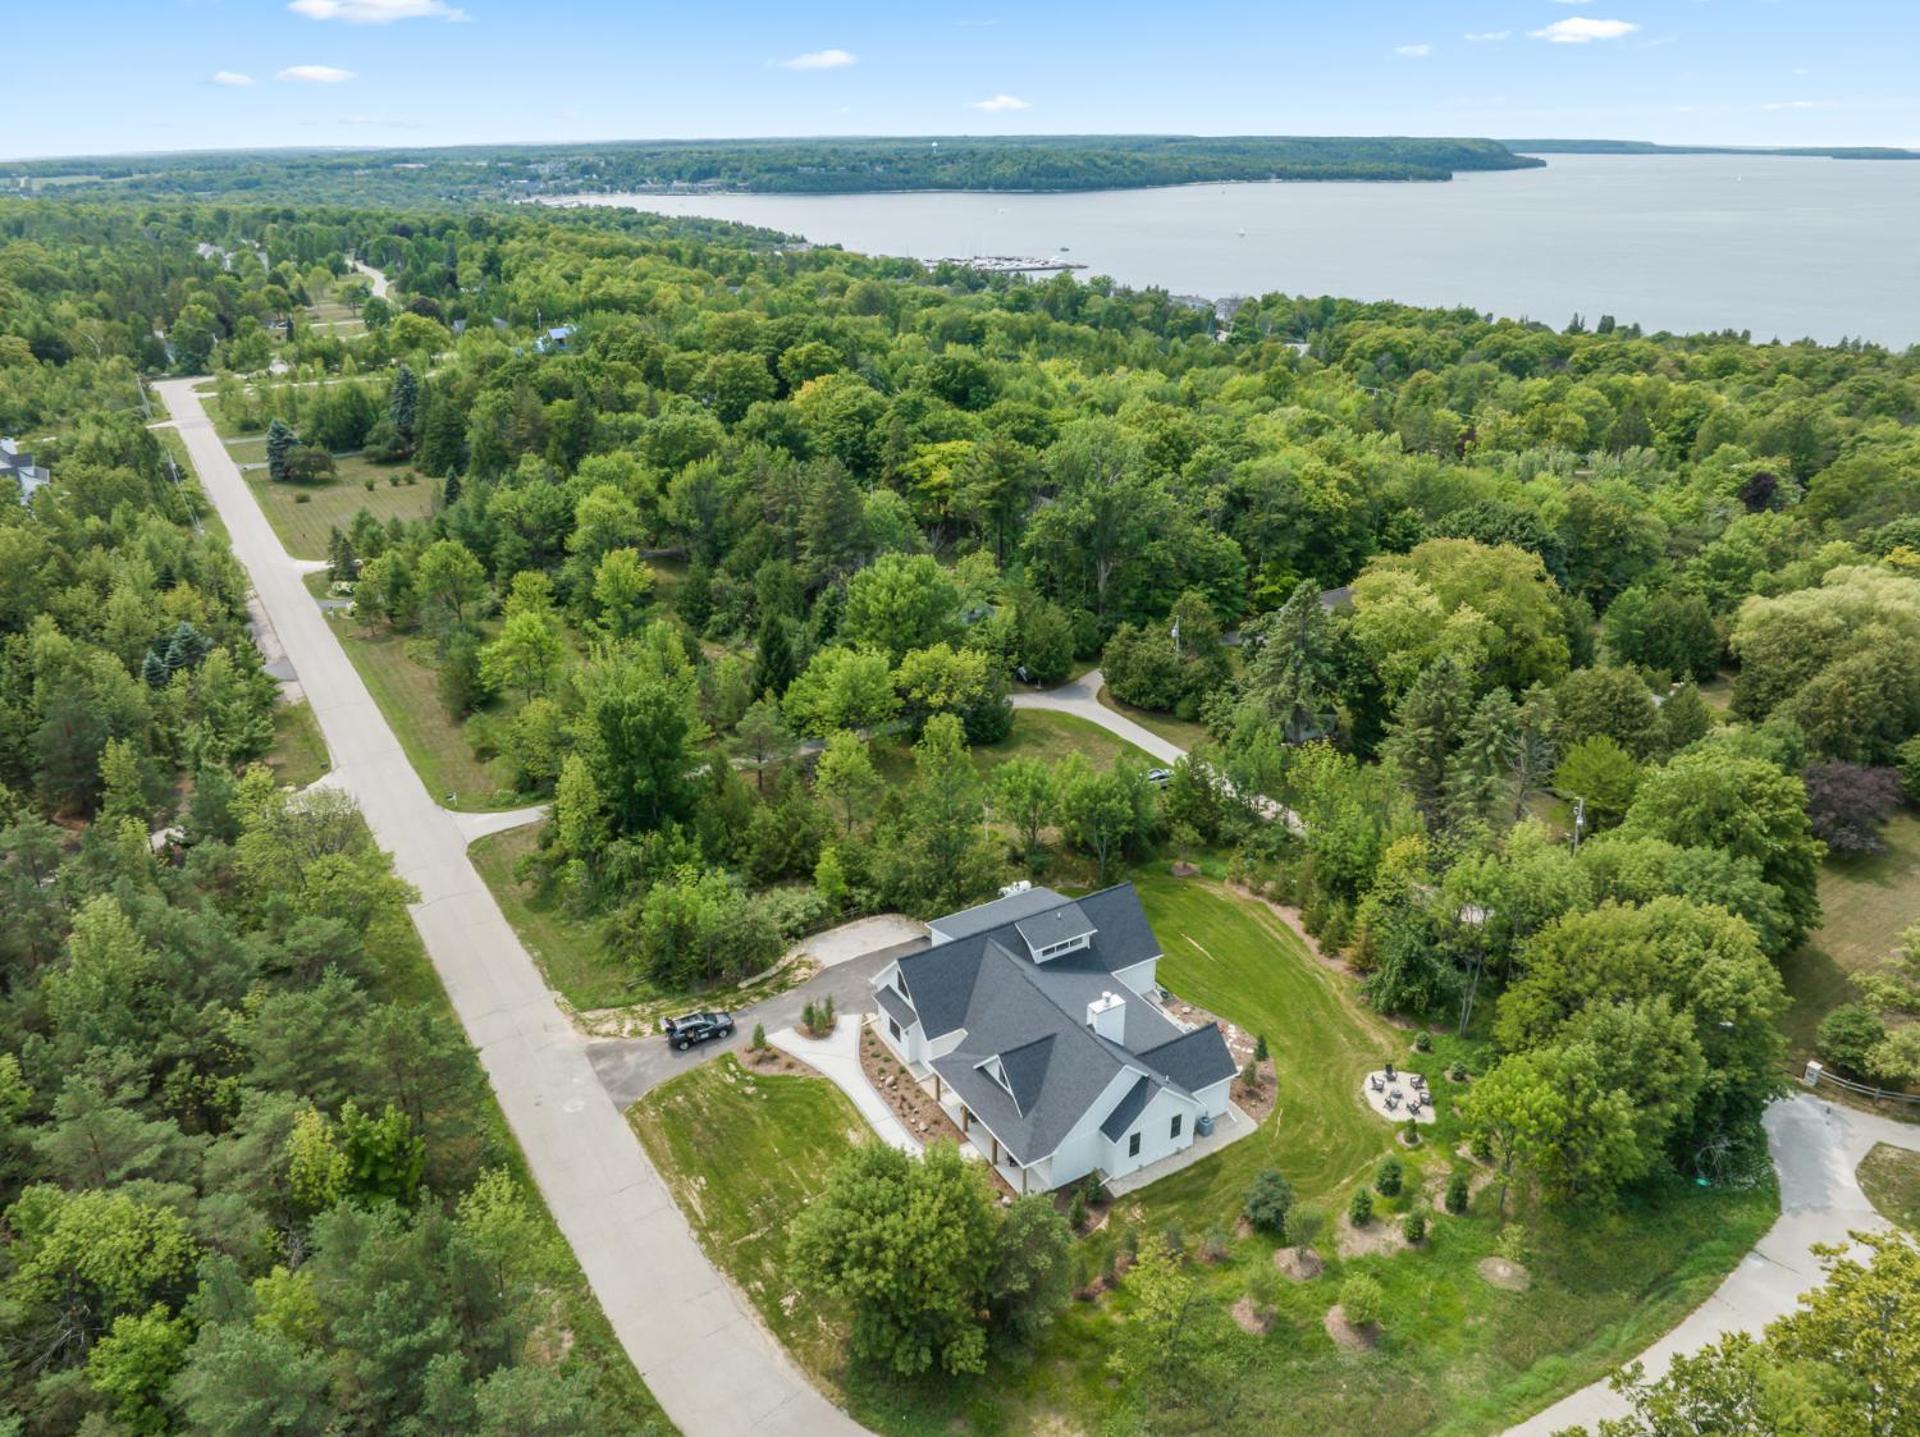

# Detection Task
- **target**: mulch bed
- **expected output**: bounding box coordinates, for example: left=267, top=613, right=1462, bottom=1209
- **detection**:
left=1323, top=1305, right=1379, bottom=1351
left=1274, top=1245, right=1324, bottom=1281
left=1478, top=1256, right=1532, bottom=1292
left=858, top=1023, right=1015, bottom=1197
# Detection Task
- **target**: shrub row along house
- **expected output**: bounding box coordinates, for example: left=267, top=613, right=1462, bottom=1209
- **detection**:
left=871, top=883, right=1237, bottom=1193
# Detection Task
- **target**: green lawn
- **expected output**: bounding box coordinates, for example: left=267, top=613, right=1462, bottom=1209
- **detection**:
left=471, top=824, right=634, bottom=1012
left=263, top=699, right=330, bottom=788
left=1779, top=811, right=1920, bottom=1059
left=630, top=875, right=1778, bottom=1437
left=1097, top=685, right=1211, bottom=754
left=314, top=588, right=523, bottom=809
left=873, top=708, right=1153, bottom=788
left=1858, top=1143, right=1920, bottom=1230
left=629, top=1056, right=860, bottom=1381
left=237, top=445, right=438, bottom=560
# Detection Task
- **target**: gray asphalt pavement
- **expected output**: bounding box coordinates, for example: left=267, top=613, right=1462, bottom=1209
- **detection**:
left=154, top=378, right=871, bottom=1437
left=588, top=938, right=924, bottom=1108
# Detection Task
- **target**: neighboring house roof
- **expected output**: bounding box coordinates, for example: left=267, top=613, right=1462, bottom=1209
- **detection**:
left=889, top=883, right=1233, bottom=1167
left=1318, top=585, right=1354, bottom=611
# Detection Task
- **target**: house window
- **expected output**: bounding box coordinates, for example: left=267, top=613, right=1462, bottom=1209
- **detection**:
left=888, top=1019, right=902, bottom=1042
left=1127, top=1132, right=1141, bottom=1159
left=1170, top=1114, right=1183, bottom=1140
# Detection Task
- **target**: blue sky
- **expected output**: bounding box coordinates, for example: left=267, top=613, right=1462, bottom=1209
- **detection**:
left=7, top=0, right=1916, bottom=159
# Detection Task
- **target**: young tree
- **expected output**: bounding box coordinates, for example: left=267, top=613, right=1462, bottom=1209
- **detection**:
left=1058, top=758, right=1157, bottom=884
left=814, top=729, right=882, bottom=834
left=388, top=362, right=420, bottom=442
left=986, top=1195, right=1073, bottom=1352
left=591, top=548, right=655, bottom=638
left=994, top=756, right=1058, bottom=864
left=414, top=539, right=487, bottom=629
left=265, top=417, right=297, bottom=483
left=732, top=697, right=797, bottom=796
left=783, top=646, right=901, bottom=738
left=789, top=1142, right=997, bottom=1377
left=1554, top=735, right=1642, bottom=830
left=480, top=607, right=564, bottom=701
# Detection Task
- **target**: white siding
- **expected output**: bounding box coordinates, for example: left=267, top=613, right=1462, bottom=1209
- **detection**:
left=1193, top=1076, right=1232, bottom=1119
left=1101, top=1086, right=1200, bottom=1182
left=1111, top=956, right=1160, bottom=998
left=1043, top=1069, right=1151, bottom=1190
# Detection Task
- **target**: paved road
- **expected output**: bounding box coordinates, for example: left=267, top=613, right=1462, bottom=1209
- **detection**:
left=587, top=936, right=926, bottom=1108
left=154, top=378, right=868, bottom=1437
left=350, top=258, right=391, bottom=300
left=1012, top=669, right=1184, bottom=765
left=1505, top=1091, right=1920, bottom=1435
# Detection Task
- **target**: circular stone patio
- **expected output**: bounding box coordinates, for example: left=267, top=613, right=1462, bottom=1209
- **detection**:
left=1362, top=1069, right=1436, bottom=1124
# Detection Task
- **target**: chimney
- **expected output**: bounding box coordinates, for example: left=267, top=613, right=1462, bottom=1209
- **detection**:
left=1087, top=991, right=1126, bottom=1043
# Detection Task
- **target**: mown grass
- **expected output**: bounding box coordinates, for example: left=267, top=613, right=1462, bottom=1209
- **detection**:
left=872, top=708, right=1153, bottom=788
left=310, top=580, right=521, bottom=810
left=1779, top=811, right=1920, bottom=1059
left=263, top=699, right=330, bottom=788
left=236, top=444, right=438, bottom=560
left=1858, top=1142, right=1920, bottom=1230
left=630, top=876, right=1777, bottom=1437
left=1096, top=684, right=1212, bottom=754
left=470, top=824, right=641, bottom=1012
left=628, top=1055, right=860, bottom=1379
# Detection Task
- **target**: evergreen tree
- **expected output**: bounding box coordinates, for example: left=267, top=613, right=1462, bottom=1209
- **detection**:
left=388, top=362, right=420, bottom=441
left=264, top=418, right=296, bottom=483
left=751, top=611, right=797, bottom=698
left=416, top=389, right=465, bottom=477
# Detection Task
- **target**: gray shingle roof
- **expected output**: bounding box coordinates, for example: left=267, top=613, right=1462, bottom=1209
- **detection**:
left=875, top=984, right=915, bottom=1029
left=889, top=883, right=1205, bottom=1167
left=927, top=885, right=1067, bottom=942
left=1100, top=1075, right=1153, bottom=1140
left=1136, top=1025, right=1237, bottom=1092
left=1014, top=902, right=1094, bottom=954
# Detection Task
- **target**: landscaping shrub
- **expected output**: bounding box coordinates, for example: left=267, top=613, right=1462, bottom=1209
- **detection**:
left=1245, top=1263, right=1283, bottom=1324
left=1348, top=1189, right=1374, bottom=1227
left=1244, top=1169, right=1296, bottom=1237
left=1068, top=1193, right=1088, bottom=1232
left=1818, top=1003, right=1888, bottom=1076
left=1496, top=1223, right=1529, bottom=1266
left=1201, top=1227, right=1231, bottom=1263
left=1288, top=1205, right=1326, bottom=1247
left=1375, top=1154, right=1404, bottom=1198
left=1445, top=1170, right=1470, bottom=1215
left=1239, top=1058, right=1260, bottom=1090
left=1163, top=1224, right=1186, bottom=1260
left=1339, top=1274, right=1385, bottom=1328
left=751, top=1022, right=767, bottom=1052
left=1254, top=1033, right=1270, bottom=1063
left=1081, top=1174, right=1106, bottom=1207
left=1414, top=1029, right=1433, bottom=1052
left=1449, top=1060, right=1468, bottom=1083
left=1403, top=1117, right=1421, bottom=1148
left=1402, top=1209, right=1427, bottom=1245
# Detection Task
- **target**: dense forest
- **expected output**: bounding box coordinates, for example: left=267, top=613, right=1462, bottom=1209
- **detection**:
left=6, top=187, right=1920, bottom=1430
left=5, top=135, right=1542, bottom=204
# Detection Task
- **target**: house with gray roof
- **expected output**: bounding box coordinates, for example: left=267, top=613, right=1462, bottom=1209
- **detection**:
left=1, top=439, right=50, bottom=503
left=871, top=882, right=1237, bottom=1193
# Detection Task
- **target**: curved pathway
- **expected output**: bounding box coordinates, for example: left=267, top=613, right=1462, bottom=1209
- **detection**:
left=155, top=378, right=865, bottom=1437
left=1508, top=1091, right=1918, bottom=1432
left=1012, top=669, right=1184, bottom=765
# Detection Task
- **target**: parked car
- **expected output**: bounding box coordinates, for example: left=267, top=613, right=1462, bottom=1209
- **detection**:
left=663, top=1011, right=734, bottom=1050
left=1146, top=768, right=1173, bottom=786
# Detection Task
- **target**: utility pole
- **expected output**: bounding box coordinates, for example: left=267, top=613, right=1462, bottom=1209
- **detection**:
left=1571, top=796, right=1587, bottom=855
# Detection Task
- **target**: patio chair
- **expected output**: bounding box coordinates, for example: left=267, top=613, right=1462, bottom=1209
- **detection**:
left=1368, top=1075, right=1386, bottom=1093
left=1385, top=1093, right=1401, bottom=1112
left=1410, top=1073, right=1427, bottom=1090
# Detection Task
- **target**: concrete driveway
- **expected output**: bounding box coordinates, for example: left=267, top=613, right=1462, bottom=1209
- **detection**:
left=1012, top=669, right=1184, bottom=765
left=587, top=931, right=926, bottom=1109
left=154, top=377, right=874, bottom=1437
left=1505, top=1091, right=1920, bottom=1434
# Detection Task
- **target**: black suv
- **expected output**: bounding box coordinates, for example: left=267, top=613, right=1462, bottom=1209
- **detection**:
left=663, top=1011, right=734, bottom=1050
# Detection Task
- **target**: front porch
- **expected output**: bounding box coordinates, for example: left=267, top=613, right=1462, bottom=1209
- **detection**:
left=929, top=1074, right=1041, bottom=1195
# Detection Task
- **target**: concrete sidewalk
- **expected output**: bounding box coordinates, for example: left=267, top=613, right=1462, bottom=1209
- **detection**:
left=769, top=1019, right=920, bottom=1154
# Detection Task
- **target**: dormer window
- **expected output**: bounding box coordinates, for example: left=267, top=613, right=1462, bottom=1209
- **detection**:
left=1016, top=902, right=1097, bottom=963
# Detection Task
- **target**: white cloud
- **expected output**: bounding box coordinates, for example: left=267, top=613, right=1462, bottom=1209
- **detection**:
left=277, top=64, right=356, bottom=83
left=1395, top=43, right=1432, bottom=58
left=970, top=93, right=1032, bottom=112
left=1464, top=30, right=1511, bottom=41
left=1530, top=17, right=1639, bottom=43
left=289, top=0, right=468, bottom=21
left=777, top=48, right=857, bottom=70
left=211, top=70, right=255, bottom=87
